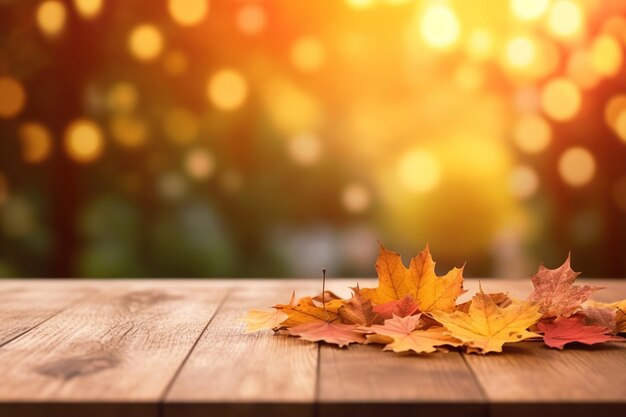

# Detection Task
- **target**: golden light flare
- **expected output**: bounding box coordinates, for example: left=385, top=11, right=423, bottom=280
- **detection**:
left=397, top=149, right=441, bottom=193
left=505, top=36, right=536, bottom=69
left=64, top=119, right=105, bottom=163
left=540, top=78, right=581, bottom=121
left=168, top=0, right=209, bottom=27
left=510, top=165, right=539, bottom=199
left=19, top=123, right=52, bottom=163
left=236, top=3, right=266, bottom=36
left=128, top=24, right=164, bottom=61
left=207, top=69, right=248, bottom=111
left=567, top=50, right=601, bottom=90
left=547, top=0, right=583, bottom=39
left=341, top=183, right=371, bottom=213
left=36, top=0, right=67, bottom=37
left=513, top=114, right=552, bottom=154
left=73, top=0, right=103, bottom=19
left=185, top=148, right=215, bottom=180
left=510, top=0, right=549, bottom=21
left=109, top=115, right=148, bottom=148
left=558, top=147, right=595, bottom=187
left=290, top=37, right=326, bottom=72
left=465, top=29, right=494, bottom=61
left=163, top=108, right=199, bottom=144
left=288, top=133, right=321, bottom=166
left=420, top=4, right=461, bottom=49
left=106, top=82, right=138, bottom=114
left=0, top=77, right=26, bottom=119
left=590, top=35, right=623, bottom=78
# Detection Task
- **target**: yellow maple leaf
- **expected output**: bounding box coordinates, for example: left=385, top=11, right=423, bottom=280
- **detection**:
left=241, top=309, right=289, bottom=333
left=360, top=245, right=464, bottom=313
left=430, top=288, right=542, bottom=354
left=274, top=296, right=339, bottom=327
left=366, top=314, right=462, bottom=354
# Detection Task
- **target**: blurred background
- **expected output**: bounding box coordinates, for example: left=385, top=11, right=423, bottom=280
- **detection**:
left=1, top=0, right=626, bottom=279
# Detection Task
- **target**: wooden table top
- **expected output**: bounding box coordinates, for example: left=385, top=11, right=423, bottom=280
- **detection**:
left=0, top=278, right=625, bottom=417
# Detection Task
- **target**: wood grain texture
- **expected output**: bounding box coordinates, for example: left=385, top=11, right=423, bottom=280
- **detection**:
left=0, top=281, right=94, bottom=347
left=164, top=283, right=320, bottom=417
left=463, top=279, right=626, bottom=417
left=0, top=281, right=227, bottom=417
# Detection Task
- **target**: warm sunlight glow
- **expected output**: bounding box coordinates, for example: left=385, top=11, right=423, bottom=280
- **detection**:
left=540, top=78, right=581, bottom=121
left=36, top=0, right=66, bottom=37
left=510, top=0, right=549, bottom=21
left=0, top=77, right=26, bottom=119
left=236, top=3, right=266, bottom=35
left=513, top=114, right=552, bottom=154
left=128, top=24, right=164, bottom=61
left=342, top=183, right=371, bottom=213
left=590, top=35, right=623, bottom=78
left=290, top=37, right=326, bottom=72
left=73, top=0, right=103, bottom=19
left=19, top=123, right=52, bottom=163
left=168, top=0, right=209, bottom=27
left=207, top=69, right=248, bottom=111
left=559, top=147, right=595, bottom=187
left=398, top=149, right=441, bottom=193
left=420, top=4, right=461, bottom=49
left=506, top=36, right=536, bottom=68
left=64, top=119, right=105, bottom=163
left=547, top=1, right=583, bottom=38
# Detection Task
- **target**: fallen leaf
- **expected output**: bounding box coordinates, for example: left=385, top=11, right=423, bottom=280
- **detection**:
left=372, top=295, right=420, bottom=320
left=529, top=255, right=601, bottom=318
left=537, top=315, right=622, bottom=349
left=241, top=309, right=289, bottom=333
left=583, top=299, right=626, bottom=333
left=274, top=296, right=339, bottom=327
left=288, top=321, right=366, bottom=347
left=360, top=245, right=464, bottom=313
left=581, top=306, right=618, bottom=334
left=430, top=288, right=542, bottom=354
left=456, top=292, right=513, bottom=314
left=367, top=314, right=462, bottom=354
left=312, top=290, right=342, bottom=303
left=338, top=292, right=381, bottom=326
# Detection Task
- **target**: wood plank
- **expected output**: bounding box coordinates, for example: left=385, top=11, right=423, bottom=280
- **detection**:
left=0, top=281, right=228, bottom=417
left=463, top=279, right=626, bottom=417
left=164, top=283, right=319, bottom=417
left=0, top=281, right=95, bottom=347
left=318, top=345, right=485, bottom=417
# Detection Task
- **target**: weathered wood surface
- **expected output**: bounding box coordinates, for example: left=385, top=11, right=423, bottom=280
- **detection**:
left=0, top=278, right=624, bottom=417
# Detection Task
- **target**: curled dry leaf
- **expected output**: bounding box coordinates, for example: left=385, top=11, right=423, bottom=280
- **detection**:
left=537, top=315, right=622, bottom=349
left=430, top=289, right=542, bottom=354
left=288, top=321, right=366, bottom=348
left=241, top=309, right=289, bottom=333
left=367, top=314, right=462, bottom=354
left=360, top=245, right=464, bottom=313
left=529, top=254, right=601, bottom=318
left=338, top=291, right=381, bottom=326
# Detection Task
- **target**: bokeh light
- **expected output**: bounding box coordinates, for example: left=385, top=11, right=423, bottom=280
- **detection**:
left=19, top=123, right=52, bottom=163
left=290, top=37, right=326, bottom=72
left=510, top=0, right=549, bottom=21
left=342, top=183, right=371, bottom=214
left=420, top=4, right=461, bottom=49
left=567, top=50, right=601, bottom=90
left=109, top=115, right=148, bottom=148
left=236, top=3, right=266, bottom=36
left=540, top=78, right=581, bottom=121
left=36, top=0, right=66, bottom=37
left=0, top=77, right=26, bottom=119
left=506, top=36, right=536, bottom=69
left=547, top=0, right=583, bottom=38
left=510, top=165, right=539, bottom=199
left=288, top=133, right=321, bottom=166
left=128, top=24, right=164, bottom=61
left=558, top=147, right=596, bottom=187
left=207, top=69, right=248, bottom=111
left=590, top=35, right=623, bottom=78
left=185, top=148, right=215, bottom=180
left=397, top=149, right=441, bottom=193
left=106, top=82, right=138, bottom=114
left=513, top=114, right=552, bottom=154
left=168, top=0, right=209, bottom=27
left=614, top=110, right=626, bottom=144
left=73, top=0, right=103, bottom=19
left=163, top=108, right=199, bottom=144
left=64, top=119, right=105, bottom=163
left=162, top=50, right=189, bottom=76
left=465, top=29, right=493, bottom=61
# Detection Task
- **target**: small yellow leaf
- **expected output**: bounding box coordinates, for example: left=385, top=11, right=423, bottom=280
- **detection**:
left=241, top=309, right=289, bottom=333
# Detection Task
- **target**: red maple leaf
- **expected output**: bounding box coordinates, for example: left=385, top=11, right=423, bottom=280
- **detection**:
left=537, top=315, right=622, bottom=350
left=288, top=321, right=366, bottom=348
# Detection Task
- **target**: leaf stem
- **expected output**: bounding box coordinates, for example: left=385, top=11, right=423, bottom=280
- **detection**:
left=322, top=268, right=329, bottom=322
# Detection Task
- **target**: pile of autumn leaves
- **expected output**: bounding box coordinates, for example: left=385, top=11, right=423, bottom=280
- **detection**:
left=243, top=246, right=626, bottom=354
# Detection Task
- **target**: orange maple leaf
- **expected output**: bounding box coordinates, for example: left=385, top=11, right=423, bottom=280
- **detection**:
left=360, top=245, right=464, bottom=313
left=430, top=288, right=542, bottom=354
left=288, top=321, right=366, bottom=347
left=366, top=314, right=462, bottom=354
left=274, top=295, right=339, bottom=327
